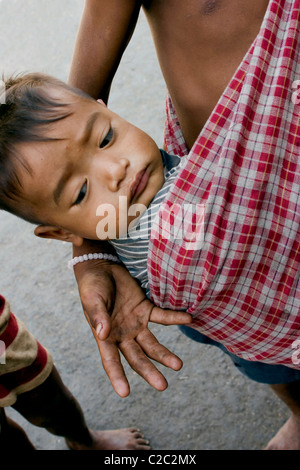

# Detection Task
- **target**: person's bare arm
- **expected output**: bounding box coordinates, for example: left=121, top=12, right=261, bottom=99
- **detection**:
left=68, top=0, right=141, bottom=101
left=69, top=0, right=144, bottom=337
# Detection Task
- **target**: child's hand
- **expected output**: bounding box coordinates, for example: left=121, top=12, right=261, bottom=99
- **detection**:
left=74, top=259, right=192, bottom=397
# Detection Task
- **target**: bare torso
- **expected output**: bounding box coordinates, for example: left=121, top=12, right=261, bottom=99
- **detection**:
left=70, top=0, right=269, bottom=150
left=142, top=0, right=269, bottom=148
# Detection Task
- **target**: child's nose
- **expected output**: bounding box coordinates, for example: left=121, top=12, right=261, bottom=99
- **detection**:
left=106, top=158, right=129, bottom=192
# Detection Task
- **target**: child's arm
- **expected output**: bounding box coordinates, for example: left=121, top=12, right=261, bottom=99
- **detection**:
left=73, top=239, right=192, bottom=397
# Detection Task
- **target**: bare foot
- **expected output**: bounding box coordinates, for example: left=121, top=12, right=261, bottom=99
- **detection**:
left=66, top=427, right=150, bottom=450
left=265, top=415, right=300, bottom=450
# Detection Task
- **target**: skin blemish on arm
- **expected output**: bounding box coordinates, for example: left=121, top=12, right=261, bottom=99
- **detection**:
left=201, top=0, right=221, bottom=16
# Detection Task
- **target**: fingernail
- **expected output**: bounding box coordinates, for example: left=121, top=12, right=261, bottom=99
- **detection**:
left=96, top=323, right=103, bottom=337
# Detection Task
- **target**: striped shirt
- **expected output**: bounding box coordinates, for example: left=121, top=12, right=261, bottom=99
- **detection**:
left=110, top=151, right=184, bottom=295
left=149, top=0, right=300, bottom=368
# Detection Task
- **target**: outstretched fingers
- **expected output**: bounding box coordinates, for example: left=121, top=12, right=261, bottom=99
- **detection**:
left=150, top=307, right=193, bottom=326
left=119, top=327, right=184, bottom=388
left=119, top=339, right=169, bottom=392
left=98, top=340, right=131, bottom=398
left=136, top=328, right=183, bottom=371
left=96, top=326, right=184, bottom=396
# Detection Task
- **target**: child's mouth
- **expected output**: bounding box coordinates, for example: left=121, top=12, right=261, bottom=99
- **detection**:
left=130, top=167, right=149, bottom=201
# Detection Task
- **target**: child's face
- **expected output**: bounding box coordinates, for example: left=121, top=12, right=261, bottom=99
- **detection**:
left=18, top=89, right=164, bottom=242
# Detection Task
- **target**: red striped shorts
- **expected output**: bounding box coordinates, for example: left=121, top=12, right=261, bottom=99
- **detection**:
left=0, top=295, right=53, bottom=407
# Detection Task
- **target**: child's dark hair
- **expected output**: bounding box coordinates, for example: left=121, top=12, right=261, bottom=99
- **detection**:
left=0, top=72, right=92, bottom=224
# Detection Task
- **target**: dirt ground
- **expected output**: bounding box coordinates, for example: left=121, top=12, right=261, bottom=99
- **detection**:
left=0, top=0, right=289, bottom=450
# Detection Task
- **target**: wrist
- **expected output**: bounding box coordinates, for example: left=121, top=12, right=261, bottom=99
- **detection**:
left=72, top=239, right=117, bottom=256
left=68, top=252, right=120, bottom=270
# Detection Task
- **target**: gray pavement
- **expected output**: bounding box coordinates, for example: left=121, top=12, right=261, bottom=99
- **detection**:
left=0, top=0, right=289, bottom=450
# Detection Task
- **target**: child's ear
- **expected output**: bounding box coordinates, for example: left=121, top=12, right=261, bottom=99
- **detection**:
left=34, top=225, right=84, bottom=247
left=97, top=99, right=107, bottom=107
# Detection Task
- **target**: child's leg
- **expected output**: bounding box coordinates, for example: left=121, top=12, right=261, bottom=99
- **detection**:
left=0, top=407, right=35, bottom=450
left=266, top=380, right=300, bottom=450
left=11, top=365, right=149, bottom=450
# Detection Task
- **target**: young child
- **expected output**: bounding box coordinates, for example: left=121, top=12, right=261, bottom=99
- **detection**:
left=0, top=73, right=186, bottom=297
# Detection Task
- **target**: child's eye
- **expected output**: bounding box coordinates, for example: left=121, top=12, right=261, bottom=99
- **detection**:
left=74, top=182, right=87, bottom=205
left=99, top=128, right=113, bottom=148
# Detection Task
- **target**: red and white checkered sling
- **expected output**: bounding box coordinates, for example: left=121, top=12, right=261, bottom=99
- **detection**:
left=148, top=0, right=300, bottom=368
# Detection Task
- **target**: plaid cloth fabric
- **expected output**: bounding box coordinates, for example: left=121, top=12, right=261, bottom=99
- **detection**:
left=148, top=0, right=300, bottom=368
